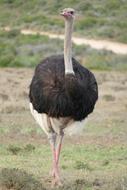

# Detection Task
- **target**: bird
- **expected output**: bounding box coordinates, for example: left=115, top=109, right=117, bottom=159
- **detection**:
left=29, top=8, right=98, bottom=186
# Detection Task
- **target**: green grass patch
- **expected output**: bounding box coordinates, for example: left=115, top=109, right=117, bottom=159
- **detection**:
left=0, top=143, right=127, bottom=172
left=7, top=144, right=36, bottom=155
left=0, top=143, right=127, bottom=189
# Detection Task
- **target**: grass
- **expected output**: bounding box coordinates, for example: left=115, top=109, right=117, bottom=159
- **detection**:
left=0, top=143, right=127, bottom=190
left=0, top=30, right=127, bottom=70
left=0, top=109, right=127, bottom=189
left=0, top=168, right=46, bottom=190
left=0, top=0, right=127, bottom=42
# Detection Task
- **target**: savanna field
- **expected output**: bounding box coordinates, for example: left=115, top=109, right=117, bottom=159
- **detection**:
left=0, top=0, right=127, bottom=190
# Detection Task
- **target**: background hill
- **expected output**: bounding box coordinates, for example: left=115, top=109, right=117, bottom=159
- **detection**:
left=0, top=0, right=127, bottom=70
left=0, top=31, right=127, bottom=69
left=0, top=0, right=127, bottom=42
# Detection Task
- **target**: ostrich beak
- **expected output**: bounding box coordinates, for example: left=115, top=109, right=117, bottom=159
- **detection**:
left=60, top=12, right=65, bottom=16
left=60, top=11, right=68, bottom=17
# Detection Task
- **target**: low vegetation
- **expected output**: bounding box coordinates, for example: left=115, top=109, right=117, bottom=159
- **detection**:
left=0, top=168, right=46, bottom=190
left=0, top=0, right=127, bottom=42
left=0, top=30, right=127, bottom=70
left=0, top=144, right=127, bottom=190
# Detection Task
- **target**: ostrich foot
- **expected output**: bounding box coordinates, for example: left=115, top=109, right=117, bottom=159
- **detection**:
left=50, top=164, right=60, bottom=177
left=49, top=167, right=58, bottom=177
left=51, top=177, right=63, bottom=187
left=51, top=167, right=63, bottom=187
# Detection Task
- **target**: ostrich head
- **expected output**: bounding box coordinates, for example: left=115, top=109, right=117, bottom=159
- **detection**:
left=60, top=8, right=75, bottom=20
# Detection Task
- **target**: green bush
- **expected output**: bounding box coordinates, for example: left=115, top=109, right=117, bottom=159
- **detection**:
left=74, top=161, right=92, bottom=171
left=7, top=145, right=22, bottom=155
left=0, top=168, right=46, bottom=190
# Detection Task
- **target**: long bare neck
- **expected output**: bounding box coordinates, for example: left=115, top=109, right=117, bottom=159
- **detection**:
left=64, top=19, right=74, bottom=74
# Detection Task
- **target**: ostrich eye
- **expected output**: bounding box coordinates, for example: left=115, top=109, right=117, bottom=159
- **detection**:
left=70, top=11, right=74, bottom=15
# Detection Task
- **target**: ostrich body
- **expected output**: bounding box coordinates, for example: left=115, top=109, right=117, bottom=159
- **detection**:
left=29, top=8, right=98, bottom=186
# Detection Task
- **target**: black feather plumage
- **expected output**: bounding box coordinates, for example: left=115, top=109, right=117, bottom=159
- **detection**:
left=29, top=55, right=98, bottom=121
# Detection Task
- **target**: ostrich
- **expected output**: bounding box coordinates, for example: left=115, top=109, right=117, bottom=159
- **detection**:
left=29, top=8, right=98, bottom=186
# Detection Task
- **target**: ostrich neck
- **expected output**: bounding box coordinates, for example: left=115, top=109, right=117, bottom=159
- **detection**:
left=64, top=19, right=74, bottom=74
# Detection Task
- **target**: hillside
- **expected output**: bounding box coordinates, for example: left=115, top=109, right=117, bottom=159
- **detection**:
left=0, top=30, right=127, bottom=70
left=0, top=0, right=127, bottom=43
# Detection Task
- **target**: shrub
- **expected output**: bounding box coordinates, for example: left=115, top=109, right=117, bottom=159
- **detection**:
left=0, top=168, right=46, bottom=190
left=7, top=145, right=22, bottom=155
left=74, top=161, right=92, bottom=171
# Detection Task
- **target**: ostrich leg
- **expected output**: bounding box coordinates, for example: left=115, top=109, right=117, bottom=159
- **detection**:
left=49, top=135, right=61, bottom=186
left=56, top=133, right=64, bottom=165
left=49, top=133, right=64, bottom=186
